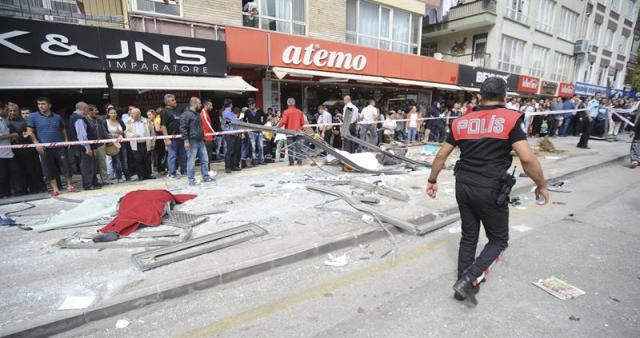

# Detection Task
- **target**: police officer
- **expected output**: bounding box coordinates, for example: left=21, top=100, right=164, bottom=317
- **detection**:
left=426, top=77, right=549, bottom=306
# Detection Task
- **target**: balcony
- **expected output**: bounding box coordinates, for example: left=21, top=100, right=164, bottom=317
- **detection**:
left=435, top=52, right=491, bottom=68
left=423, top=0, right=497, bottom=38
left=0, top=0, right=125, bottom=28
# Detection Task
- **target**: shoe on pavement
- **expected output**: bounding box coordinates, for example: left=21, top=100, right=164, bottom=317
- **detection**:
left=454, top=284, right=480, bottom=301
left=188, top=180, right=197, bottom=186
left=203, top=176, right=216, bottom=183
left=225, top=169, right=232, bottom=174
left=630, top=161, right=638, bottom=169
left=67, top=185, right=76, bottom=193
left=168, top=174, right=178, bottom=179
left=231, top=167, right=241, bottom=171
left=452, top=274, right=478, bottom=306
left=51, top=190, right=60, bottom=197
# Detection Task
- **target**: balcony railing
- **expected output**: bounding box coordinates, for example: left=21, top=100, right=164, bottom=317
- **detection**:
left=0, top=0, right=125, bottom=26
left=437, top=52, right=491, bottom=68
left=445, top=0, right=496, bottom=21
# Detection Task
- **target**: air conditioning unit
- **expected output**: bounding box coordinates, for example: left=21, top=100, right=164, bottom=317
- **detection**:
left=574, top=40, right=590, bottom=55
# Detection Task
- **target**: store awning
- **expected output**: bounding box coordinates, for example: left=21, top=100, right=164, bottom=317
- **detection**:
left=459, top=86, right=480, bottom=92
left=272, top=67, right=389, bottom=84
left=110, top=73, right=257, bottom=91
left=386, top=78, right=462, bottom=91
left=0, top=68, right=108, bottom=90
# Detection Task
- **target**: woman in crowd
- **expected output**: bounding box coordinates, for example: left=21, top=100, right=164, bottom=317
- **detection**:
left=147, top=108, right=166, bottom=174
left=105, top=107, right=129, bottom=182
left=405, top=106, right=419, bottom=144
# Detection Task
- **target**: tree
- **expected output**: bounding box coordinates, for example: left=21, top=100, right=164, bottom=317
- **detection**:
left=626, top=48, right=640, bottom=91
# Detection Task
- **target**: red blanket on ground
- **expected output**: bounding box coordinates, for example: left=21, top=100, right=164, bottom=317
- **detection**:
left=99, top=190, right=196, bottom=236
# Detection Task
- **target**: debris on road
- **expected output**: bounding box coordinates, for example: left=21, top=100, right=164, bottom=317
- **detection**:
left=29, top=194, right=122, bottom=232
left=115, top=319, right=130, bottom=329
left=57, top=294, right=96, bottom=310
left=569, top=315, right=581, bottom=321
left=448, top=225, right=461, bottom=234
left=552, top=201, right=567, bottom=205
left=512, top=224, right=533, bottom=232
left=250, top=183, right=265, bottom=188
left=548, top=181, right=573, bottom=193
left=533, top=276, right=586, bottom=300
left=324, top=253, right=349, bottom=267
left=609, top=297, right=621, bottom=303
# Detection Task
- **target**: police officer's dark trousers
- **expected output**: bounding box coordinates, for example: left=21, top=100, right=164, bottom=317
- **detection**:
left=455, top=180, right=509, bottom=281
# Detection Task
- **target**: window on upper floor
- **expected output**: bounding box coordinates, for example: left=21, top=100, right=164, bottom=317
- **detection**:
left=611, top=0, right=621, bottom=12
left=604, top=28, right=615, bottom=50
left=242, top=0, right=306, bottom=36
left=617, top=35, right=628, bottom=54
left=591, top=22, right=602, bottom=45
left=2, top=0, right=85, bottom=23
left=536, top=0, right=555, bottom=34
left=498, top=35, right=525, bottom=73
left=550, top=51, right=571, bottom=82
left=529, top=45, right=548, bottom=78
left=130, top=0, right=181, bottom=17
left=346, top=0, right=421, bottom=55
left=505, top=0, right=529, bottom=23
left=558, top=7, right=578, bottom=41
left=623, top=0, right=635, bottom=20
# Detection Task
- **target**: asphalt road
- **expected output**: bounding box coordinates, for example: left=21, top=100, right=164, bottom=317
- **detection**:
left=57, top=161, right=640, bottom=338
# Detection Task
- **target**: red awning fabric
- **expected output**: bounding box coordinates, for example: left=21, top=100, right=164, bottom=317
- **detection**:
left=99, top=190, right=196, bottom=236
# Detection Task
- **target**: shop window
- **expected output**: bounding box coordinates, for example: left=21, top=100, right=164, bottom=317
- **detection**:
left=130, top=0, right=181, bottom=17
left=242, top=0, right=306, bottom=36
left=498, top=35, right=525, bottom=73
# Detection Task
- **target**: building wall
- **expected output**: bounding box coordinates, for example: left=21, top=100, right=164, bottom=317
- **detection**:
left=575, top=0, right=640, bottom=89
left=307, top=0, right=347, bottom=43
left=182, top=0, right=241, bottom=26
left=486, top=0, right=586, bottom=83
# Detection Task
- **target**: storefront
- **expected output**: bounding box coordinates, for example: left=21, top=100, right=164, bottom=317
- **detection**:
left=517, top=75, right=541, bottom=97
left=557, top=82, right=575, bottom=98
left=539, top=81, right=558, bottom=97
left=224, top=26, right=460, bottom=114
left=574, top=82, right=608, bottom=97
left=456, top=65, right=520, bottom=96
left=0, top=17, right=256, bottom=113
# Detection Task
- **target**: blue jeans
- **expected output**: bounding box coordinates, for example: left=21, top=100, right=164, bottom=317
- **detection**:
left=359, top=124, right=378, bottom=150
left=215, top=136, right=225, bottom=159
left=168, top=138, right=187, bottom=175
left=241, top=135, right=250, bottom=160
left=407, top=128, right=417, bottom=142
left=559, top=116, right=572, bottom=136
left=187, top=140, right=210, bottom=182
left=287, top=136, right=303, bottom=165
left=249, top=131, right=264, bottom=162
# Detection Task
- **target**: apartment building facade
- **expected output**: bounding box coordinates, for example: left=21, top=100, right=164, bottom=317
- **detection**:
left=573, top=0, right=639, bottom=96
left=423, top=0, right=590, bottom=97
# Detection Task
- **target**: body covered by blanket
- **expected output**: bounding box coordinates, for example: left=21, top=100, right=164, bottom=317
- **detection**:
left=99, top=190, right=196, bottom=236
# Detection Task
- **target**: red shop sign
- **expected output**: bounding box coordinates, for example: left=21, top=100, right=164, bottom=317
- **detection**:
left=517, top=75, right=540, bottom=94
left=558, top=82, right=575, bottom=97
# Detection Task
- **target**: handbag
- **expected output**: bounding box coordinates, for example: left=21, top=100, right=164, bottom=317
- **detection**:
left=105, top=142, right=120, bottom=156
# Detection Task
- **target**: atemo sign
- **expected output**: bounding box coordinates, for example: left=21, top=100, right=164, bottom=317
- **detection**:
left=0, top=17, right=227, bottom=76
left=282, top=44, right=367, bottom=71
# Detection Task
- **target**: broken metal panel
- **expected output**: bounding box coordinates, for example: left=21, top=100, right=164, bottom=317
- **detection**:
left=341, top=109, right=430, bottom=168
left=306, top=185, right=419, bottom=235
left=349, top=180, right=410, bottom=201
left=229, top=120, right=405, bottom=175
left=132, top=223, right=268, bottom=271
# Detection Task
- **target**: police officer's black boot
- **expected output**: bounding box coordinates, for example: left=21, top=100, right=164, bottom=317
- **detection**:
left=453, top=284, right=479, bottom=301
left=453, top=274, right=478, bottom=306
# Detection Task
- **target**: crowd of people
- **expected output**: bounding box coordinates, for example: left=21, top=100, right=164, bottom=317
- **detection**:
left=1, top=90, right=638, bottom=199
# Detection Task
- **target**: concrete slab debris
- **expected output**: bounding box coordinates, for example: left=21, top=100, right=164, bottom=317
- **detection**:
left=29, top=194, right=122, bottom=233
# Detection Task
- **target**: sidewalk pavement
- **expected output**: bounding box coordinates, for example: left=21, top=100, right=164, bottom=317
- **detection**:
left=0, top=136, right=632, bottom=337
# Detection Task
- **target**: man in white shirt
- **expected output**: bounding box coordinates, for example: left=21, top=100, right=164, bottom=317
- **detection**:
left=317, top=105, right=332, bottom=144
left=342, top=95, right=359, bottom=153
left=359, top=99, right=379, bottom=148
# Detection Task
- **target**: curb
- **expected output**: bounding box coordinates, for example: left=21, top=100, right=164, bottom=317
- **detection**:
left=3, top=154, right=627, bottom=337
